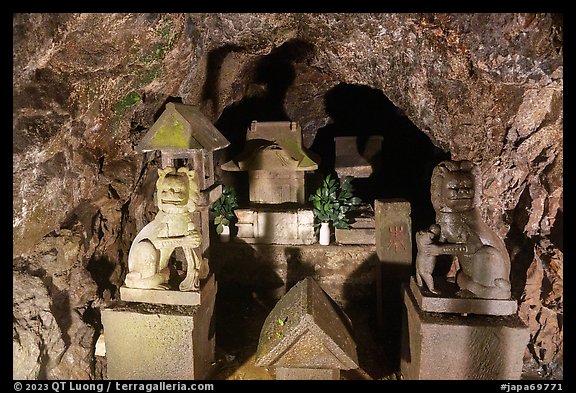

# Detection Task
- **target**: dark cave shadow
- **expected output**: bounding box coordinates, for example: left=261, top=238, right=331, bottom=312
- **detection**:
left=213, top=39, right=315, bottom=206
left=209, top=238, right=285, bottom=379
left=309, top=83, right=450, bottom=234
left=505, top=186, right=538, bottom=301
left=201, top=44, right=244, bottom=119
left=336, top=252, right=393, bottom=380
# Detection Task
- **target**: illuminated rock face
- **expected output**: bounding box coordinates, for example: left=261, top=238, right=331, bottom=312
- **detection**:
left=13, top=13, right=562, bottom=379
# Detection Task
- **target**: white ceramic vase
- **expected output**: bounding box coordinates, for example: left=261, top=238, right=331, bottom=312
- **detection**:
left=319, top=222, right=331, bottom=245
left=220, top=224, right=231, bottom=242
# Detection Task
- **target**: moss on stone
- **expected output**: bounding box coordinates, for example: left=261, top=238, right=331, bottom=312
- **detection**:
left=114, top=91, right=141, bottom=117
left=148, top=115, right=189, bottom=149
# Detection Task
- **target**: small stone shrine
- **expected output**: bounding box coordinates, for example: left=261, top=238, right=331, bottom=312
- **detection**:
left=334, top=135, right=383, bottom=179
left=333, top=136, right=382, bottom=245
left=222, top=121, right=318, bottom=244
left=401, top=160, right=529, bottom=380
left=255, top=277, right=359, bottom=380
left=101, top=103, right=229, bottom=380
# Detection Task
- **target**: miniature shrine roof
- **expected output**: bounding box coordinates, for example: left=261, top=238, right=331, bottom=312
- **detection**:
left=136, top=102, right=230, bottom=153
left=254, top=277, right=358, bottom=370
left=221, top=121, right=318, bottom=172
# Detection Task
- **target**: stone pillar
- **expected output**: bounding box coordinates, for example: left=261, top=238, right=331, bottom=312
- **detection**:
left=400, top=282, right=529, bottom=380
left=374, top=199, right=412, bottom=370
left=102, top=275, right=217, bottom=380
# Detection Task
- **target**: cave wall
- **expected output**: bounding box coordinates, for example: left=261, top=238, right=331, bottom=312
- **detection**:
left=13, top=13, right=562, bottom=379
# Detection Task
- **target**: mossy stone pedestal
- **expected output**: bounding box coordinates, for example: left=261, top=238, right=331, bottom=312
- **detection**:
left=102, top=275, right=216, bottom=380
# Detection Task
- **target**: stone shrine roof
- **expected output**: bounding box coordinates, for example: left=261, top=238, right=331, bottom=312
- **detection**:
left=136, top=103, right=229, bottom=153
left=221, top=121, right=318, bottom=172
left=255, top=277, right=358, bottom=370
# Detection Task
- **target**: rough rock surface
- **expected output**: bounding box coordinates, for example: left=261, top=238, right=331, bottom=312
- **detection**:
left=13, top=13, right=562, bottom=379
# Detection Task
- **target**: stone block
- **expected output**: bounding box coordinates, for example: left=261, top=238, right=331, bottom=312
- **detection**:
left=297, top=224, right=315, bottom=244
left=400, top=283, right=529, bottom=380
left=409, top=277, right=518, bottom=316
left=298, top=209, right=314, bottom=225
left=235, top=208, right=254, bottom=223
left=335, top=228, right=375, bottom=244
left=275, top=367, right=340, bottom=380
left=119, top=275, right=215, bottom=306
left=249, top=171, right=305, bottom=204
left=233, top=207, right=315, bottom=245
left=350, top=216, right=375, bottom=229
left=256, top=210, right=298, bottom=241
left=197, top=183, right=222, bottom=207
left=375, top=199, right=412, bottom=265
left=193, top=206, right=210, bottom=256
left=236, top=222, right=254, bottom=238
left=334, top=136, right=373, bottom=179
left=102, top=276, right=216, bottom=380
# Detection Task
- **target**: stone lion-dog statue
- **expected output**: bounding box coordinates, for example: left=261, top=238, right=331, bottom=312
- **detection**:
left=415, top=160, right=511, bottom=300
left=125, top=166, right=204, bottom=291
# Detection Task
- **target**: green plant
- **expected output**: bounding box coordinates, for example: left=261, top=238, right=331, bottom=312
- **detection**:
left=210, top=185, right=239, bottom=234
left=309, top=174, right=362, bottom=229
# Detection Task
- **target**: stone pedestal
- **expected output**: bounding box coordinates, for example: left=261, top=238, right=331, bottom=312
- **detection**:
left=409, top=277, right=518, bottom=316
left=334, top=203, right=375, bottom=245
left=235, top=207, right=315, bottom=245
left=400, top=282, right=529, bottom=380
left=102, top=275, right=217, bottom=380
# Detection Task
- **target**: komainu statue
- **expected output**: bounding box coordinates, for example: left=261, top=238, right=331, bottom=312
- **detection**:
left=415, top=160, right=511, bottom=300
left=125, top=166, right=204, bottom=291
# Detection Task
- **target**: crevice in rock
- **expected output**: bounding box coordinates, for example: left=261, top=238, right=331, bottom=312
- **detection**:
left=549, top=209, right=562, bottom=253
left=506, top=186, right=536, bottom=300
left=42, top=275, right=72, bottom=348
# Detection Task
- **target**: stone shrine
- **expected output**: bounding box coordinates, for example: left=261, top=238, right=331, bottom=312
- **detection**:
left=221, top=120, right=318, bottom=204
left=221, top=121, right=318, bottom=244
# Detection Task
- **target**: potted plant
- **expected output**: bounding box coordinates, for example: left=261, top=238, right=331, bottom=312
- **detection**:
left=210, top=184, right=239, bottom=242
left=309, top=174, right=362, bottom=245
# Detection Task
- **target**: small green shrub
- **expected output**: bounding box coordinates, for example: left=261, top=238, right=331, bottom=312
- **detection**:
left=309, top=174, right=361, bottom=229
left=210, top=185, right=239, bottom=235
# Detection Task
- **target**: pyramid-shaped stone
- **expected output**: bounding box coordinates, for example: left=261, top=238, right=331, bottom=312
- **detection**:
left=255, top=277, right=358, bottom=370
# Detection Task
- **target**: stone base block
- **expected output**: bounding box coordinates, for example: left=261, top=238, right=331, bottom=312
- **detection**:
left=234, top=207, right=315, bottom=245
left=335, top=228, right=375, bottom=245
left=409, top=277, right=518, bottom=316
left=275, top=367, right=340, bottom=380
left=120, top=275, right=215, bottom=306
left=102, top=275, right=217, bottom=380
left=400, top=284, right=529, bottom=380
